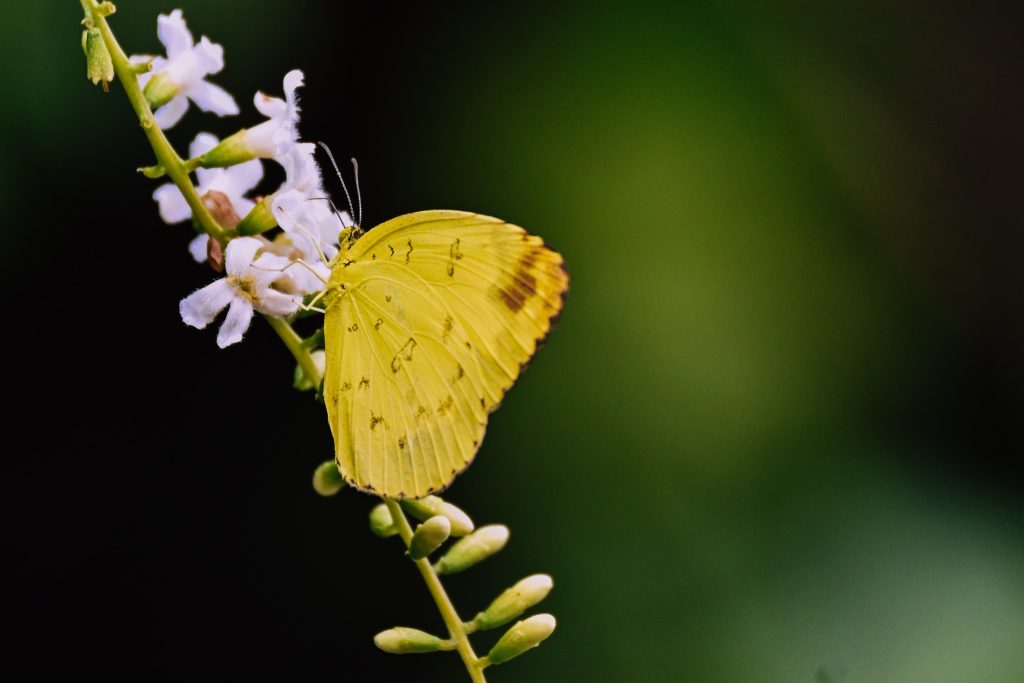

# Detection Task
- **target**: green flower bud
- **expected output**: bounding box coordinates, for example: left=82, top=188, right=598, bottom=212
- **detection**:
left=409, top=515, right=451, bottom=560
left=293, top=350, right=326, bottom=391
left=198, top=129, right=256, bottom=168
left=373, top=627, right=448, bottom=654
left=473, top=574, right=554, bottom=631
left=369, top=503, right=397, bottom=538
left=81, top=26, right=114, bottom=90
left=311, top=460, right=345, bottom=497
left=434, top=525, right=509, bottom=575
left=142, top=71, right=179, bottom=109
left=402, top=495, right=474, bottom=537
left=237, top=195, right=278, bottom=236
left=485, top=614, right=556, bottom=666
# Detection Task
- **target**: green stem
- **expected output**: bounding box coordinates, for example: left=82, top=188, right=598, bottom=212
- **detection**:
left=80, top=0, right=227, bottom=245
left=384, top=499, right=486, bottom=683
left=80, top=1, right=324, bottom=379
left=265, top=315, right=323, bottom=385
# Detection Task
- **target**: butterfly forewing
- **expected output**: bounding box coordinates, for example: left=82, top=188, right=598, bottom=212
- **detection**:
left=323, top=211, right=568, bottom=498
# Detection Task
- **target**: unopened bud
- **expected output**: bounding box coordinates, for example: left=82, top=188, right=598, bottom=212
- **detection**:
left=373, top=627, right=447, bottom=654
left=485, top=614, right=556, bottom=666
left=402, top=496, right=474, bottom=536
left=81, top=26, right=114, bottom=90
left=473, top=574, right=554, bottom=631
left=142, top=71, right=179, bottom=109
left=409, top=515, right=451, bottom=560
left=369, top=503, right=397, bottom=538
left=237, top=194, right=278, bottom=235
left=311, top=460, right=345, bottom=497
left=434, top=524, right=509, bottom=575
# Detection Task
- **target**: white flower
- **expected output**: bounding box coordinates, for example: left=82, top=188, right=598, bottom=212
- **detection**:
left=153, top=132, right=263, bottom=261
left=132, top=10, right=239, bottom=129
left=180, top=238, right=300, bottom=348
left=244, top=70, right=305, bottom=158
left=255, top=141, right=349, bottom=295
left=273, top=143, right=348, bottom=248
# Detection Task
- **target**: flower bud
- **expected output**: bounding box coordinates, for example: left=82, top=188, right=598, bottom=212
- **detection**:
left=311, top=460, right=345, bottom=497
left=143, top=71, right=180, bottom=109
left=434, top=525, right=509, bottom=575
left=373, top=627, right=447, bottom=654
left=402, top=496, right=474, bottom=537
left=473, top=574, right=554, bottom=631
left=237, top=195, right=278, bottom=236
left=293, top=350, right=326, bottom=391
left=409, top=516, right=451, bottom=560
left=81, top=26, right=114, bottom=90
left=486, top=614, right=556, bottom=666
left=369, top=503, right=397, bottom=538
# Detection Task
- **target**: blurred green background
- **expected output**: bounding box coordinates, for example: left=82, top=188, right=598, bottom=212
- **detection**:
left=5, top=2, right=1022, bottom=681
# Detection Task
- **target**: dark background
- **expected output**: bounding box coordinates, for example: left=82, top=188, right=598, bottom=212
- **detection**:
left=4, top=2, right=1023, bottom=681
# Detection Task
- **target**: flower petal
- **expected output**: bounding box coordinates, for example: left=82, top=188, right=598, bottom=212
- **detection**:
left=153, top=183, right=192, bottom=223
left=195, top=165, right=223, bottom=191
left=283, top=69, right=304, bottom=112
left=233, top=197, right=256, bottom=221
left=276, top=141, right=323, bottom=194
left=189, top=132, right=220, bottom=159
left=193, top=36, right=226, bottom=75
left=188, top=80, right=239, bottom=116
left=253, top=90, right=287, bottom=119
left=224, top=237, right=263, bottom=276
left=217, top=297, right=254, bottom=348
left=257, top=289, right=301, bottom=317
left=188, top=234, right=210, bottom=263
left=180, top=279, right=234, bottom=329
left=250, top=252, right=294, bottom=287
left=223, top=158, right=264, bottom=195
left=154, top=94, right=190, bottom=129
left=157, top=9, right=193, bottom=60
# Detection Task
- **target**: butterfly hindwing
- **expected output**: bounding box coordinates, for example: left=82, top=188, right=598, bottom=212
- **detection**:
left=323, top=211, right=568, bottom=498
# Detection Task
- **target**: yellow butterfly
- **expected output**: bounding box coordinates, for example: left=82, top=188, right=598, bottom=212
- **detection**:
left=322, top=210, right=568, bottom=499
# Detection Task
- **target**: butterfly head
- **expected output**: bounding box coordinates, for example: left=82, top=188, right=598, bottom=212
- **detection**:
left=338, top=225, right=363, bottom=250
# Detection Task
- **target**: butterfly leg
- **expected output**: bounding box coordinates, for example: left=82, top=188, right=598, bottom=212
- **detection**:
left=297, top=288, right=329, bottom=314
left=254, top=258, right=330, bottom=286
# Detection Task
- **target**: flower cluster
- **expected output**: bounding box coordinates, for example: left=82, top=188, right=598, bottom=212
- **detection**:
left=134, top=10, right=348, bottom=347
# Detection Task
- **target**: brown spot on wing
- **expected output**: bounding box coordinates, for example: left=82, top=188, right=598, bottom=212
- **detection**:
left=492, top=248, right=542, bottom=312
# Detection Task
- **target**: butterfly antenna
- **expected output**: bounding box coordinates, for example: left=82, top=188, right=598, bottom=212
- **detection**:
left=317, top=142, right=357, bottom=227
left=351, top=157, right=363, bottom=228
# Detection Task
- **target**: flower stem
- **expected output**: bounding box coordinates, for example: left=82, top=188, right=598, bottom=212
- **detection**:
left=265, top=315, right=323, bottom=385
left=79, top=1, right=324, bottom=377
left=79, top=0, right=227, bottom=245
left=384, top=499, right=486, bottom=683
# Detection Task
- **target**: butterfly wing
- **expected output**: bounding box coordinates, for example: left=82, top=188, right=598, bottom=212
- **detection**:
left=323, top=210, right=568, bottom=498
